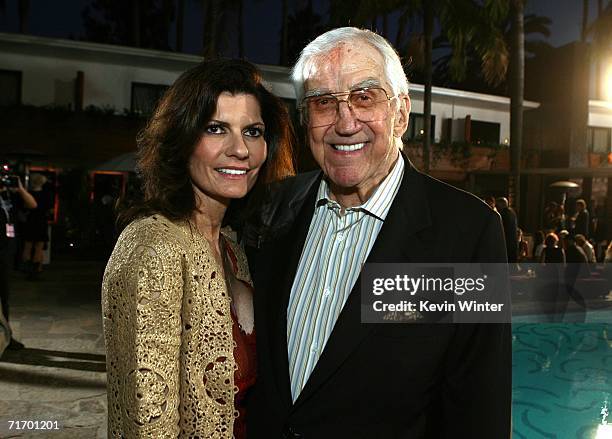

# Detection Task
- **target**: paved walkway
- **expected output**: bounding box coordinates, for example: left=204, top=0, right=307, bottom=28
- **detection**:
left=0, top=257, right=107, bottom=438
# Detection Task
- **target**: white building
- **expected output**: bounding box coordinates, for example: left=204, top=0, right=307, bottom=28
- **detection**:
left=1, top=31, right=542, bottom=148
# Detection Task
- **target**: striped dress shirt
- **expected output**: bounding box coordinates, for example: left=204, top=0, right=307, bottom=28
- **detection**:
left=287, top=154, right=405, bottom=401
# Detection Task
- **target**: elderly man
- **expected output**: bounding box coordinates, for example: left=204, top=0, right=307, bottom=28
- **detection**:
left=246, top=27, right=511, bottom=438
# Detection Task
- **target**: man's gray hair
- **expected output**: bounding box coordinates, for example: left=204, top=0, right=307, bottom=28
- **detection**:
left=291, top=27, right=409, bottom=105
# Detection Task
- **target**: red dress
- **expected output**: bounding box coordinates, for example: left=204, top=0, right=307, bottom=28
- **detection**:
left=225, top=242, right=257, bottom=439
left=231, top=307, right=256, bottom=439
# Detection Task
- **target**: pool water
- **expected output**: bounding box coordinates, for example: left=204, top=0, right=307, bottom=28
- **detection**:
left=512, top=322, right=611, bottom=438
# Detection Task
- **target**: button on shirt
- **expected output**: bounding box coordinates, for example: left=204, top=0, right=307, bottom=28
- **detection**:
left=286, top=155, right=405, bottom=400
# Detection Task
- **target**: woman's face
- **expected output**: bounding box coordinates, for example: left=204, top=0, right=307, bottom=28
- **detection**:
left=189, top=92, right=267, bottom=206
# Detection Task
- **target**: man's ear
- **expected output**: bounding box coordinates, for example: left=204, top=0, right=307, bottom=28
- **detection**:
left=393, top=95, right=411, bottom=138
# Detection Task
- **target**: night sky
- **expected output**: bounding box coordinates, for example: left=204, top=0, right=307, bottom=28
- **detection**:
left=0, top=0, right=602, bottom=65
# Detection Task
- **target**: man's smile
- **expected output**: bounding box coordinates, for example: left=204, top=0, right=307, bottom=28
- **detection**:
left=330, top=142, right=367, bottom=152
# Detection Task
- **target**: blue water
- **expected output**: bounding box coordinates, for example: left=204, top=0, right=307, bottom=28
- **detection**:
left=512, top=322, right=611, bottom=438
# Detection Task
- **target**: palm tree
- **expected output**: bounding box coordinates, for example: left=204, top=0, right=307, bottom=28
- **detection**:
left=132, top=0, right=141, bottom=47
left=0, top=0, right=30, bottom=33
left=279, top=0, right=289, bottom=64
left=404, top=0, right=511, bottom=172
left=509, top=0, right=525, bottom=210
left=202, top=0, right=218, bottom=58
left=176, top=0, right=185, bottom=52
left=434, top=13, right=550, bottom=93
left=200, top=0, right=247, bottom=59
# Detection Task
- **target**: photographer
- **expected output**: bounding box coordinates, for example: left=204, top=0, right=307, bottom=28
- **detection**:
left=1, top=174, right=37, bottom=350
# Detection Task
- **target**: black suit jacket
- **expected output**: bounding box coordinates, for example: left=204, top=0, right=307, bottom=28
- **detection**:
left=245, top=157, right=511, bottom=439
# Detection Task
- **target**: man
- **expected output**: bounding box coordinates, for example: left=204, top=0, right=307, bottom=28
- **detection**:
left=572, top=198, right=590, bottom=239
left=496, top=197, right=518, bottom=264
left=575, top=234, right=596, bottom=264
left=0, top=173, right=37, bottom=350
left=246, top=27, right=511, bottom=438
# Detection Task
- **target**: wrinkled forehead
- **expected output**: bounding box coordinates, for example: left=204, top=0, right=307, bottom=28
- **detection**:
left=303, top=42, right=387, bottom=93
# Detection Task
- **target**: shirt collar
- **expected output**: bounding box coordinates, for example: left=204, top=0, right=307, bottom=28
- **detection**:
left=315, top=152, right=405, bottom=221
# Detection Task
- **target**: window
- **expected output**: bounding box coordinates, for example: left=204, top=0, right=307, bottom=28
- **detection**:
left=0, top=70, right=22, bottom=106
left=471, top=120, right=500, bottom=145
left=587, top=127, right=611, bottom=153
left=131, top=82, right=169, bottom=115
left=405, top=113, right=435, bottom=142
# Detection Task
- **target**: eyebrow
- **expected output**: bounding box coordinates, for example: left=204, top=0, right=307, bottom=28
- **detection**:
left=352, top=78, right=382, bottom=89
left=303, top=78, right=384, bottom=99
left=207, top=119, right=265, bottom=128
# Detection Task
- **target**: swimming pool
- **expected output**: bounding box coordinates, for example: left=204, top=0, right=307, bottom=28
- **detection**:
left=512, top=322, right=611, bottom=438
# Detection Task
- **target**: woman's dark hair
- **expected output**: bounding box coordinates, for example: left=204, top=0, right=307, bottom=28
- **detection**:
left=119, top=59, right=295, bottom=228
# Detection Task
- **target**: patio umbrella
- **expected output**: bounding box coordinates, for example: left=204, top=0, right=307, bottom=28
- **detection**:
left=549, top=180, right=580, bottom=209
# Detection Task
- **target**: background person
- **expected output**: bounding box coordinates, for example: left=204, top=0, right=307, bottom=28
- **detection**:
left=21, top=173, right=53, bottom=280
left=536, top=232, right=566, bottom=321
left=0, top=175, right=37, bottom=350
left=533, top=230, right=546, bottom=262
left=574, top=234, right=596, bottom=264
left=571, top=198, right=589, bottom=238
left=101, top=59, right=294, bottom=438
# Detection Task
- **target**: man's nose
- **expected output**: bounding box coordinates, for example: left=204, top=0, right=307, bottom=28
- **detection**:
left=334, top=100, right=360, bottom=134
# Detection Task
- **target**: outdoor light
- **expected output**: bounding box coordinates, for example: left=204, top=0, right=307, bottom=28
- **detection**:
left=605, top=63, right=612, bottom=102
left=504, top=138, right=509, bottom=145
left=419, top=129, right=424, bottom=135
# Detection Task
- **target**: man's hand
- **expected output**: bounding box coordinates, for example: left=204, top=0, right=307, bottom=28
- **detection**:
left=9, top=176, right=24, bottom=193
left=12, top=177, right=37, bottom=209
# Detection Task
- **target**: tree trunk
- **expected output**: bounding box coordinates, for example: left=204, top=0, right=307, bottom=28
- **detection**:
left=280, top=0, right=288, bottom=64
left=18, top=0, right=29, bottom=34
left=382, top=13, right=388, bottom=38
left=203, top=0, right=218, bottom=58
left=132, top=0, right=141, bottom=47
left=176, top=0, right=184, bottom=52
left=510, top=0, right=524, bottom=212
left=423, top=2, right=434, bottom=173
left=238, top=0, right=244, bottom=57
left=395, top=12, right=407, bottom=48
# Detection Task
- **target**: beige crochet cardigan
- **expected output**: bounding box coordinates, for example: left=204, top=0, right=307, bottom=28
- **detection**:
left=102, top=214, right=251, bottom=438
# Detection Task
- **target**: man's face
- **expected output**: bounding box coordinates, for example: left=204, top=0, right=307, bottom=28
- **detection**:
left=303, top=41, right=409, bottom=205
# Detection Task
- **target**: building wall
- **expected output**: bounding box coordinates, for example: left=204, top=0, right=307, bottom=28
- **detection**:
left=0, top=33, right=534, bottom=147
left=408, top=97, right=512, bottom=143
left=588, top=102, right=612, bottom=127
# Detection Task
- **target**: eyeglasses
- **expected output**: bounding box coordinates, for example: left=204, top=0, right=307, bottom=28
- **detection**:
left=300, top=87, right=396, bottom=128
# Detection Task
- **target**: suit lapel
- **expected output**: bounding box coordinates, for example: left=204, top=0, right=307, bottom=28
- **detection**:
left=293, top=156, right=434, bottom=409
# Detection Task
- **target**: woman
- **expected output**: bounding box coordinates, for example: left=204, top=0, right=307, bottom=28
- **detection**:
left=540, top=232, right=565, bottom=265
left=517, top=228, right=529, bottom=263
left=21, top=173, right=52, bottom=279
left=532, top=230, right=545, bottom=262
left=102, top=59, right=294, bottom=438
left=536, top=232, right=566, bottom=321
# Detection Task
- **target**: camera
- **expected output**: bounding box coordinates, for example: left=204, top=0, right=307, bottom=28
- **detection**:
left=0, top=174, right=19, bottom=188
left=0, top=162, right=19, bottom=188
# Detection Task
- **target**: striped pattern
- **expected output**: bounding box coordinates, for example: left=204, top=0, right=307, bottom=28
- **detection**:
left=287, top=155, right=405, bottom=401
